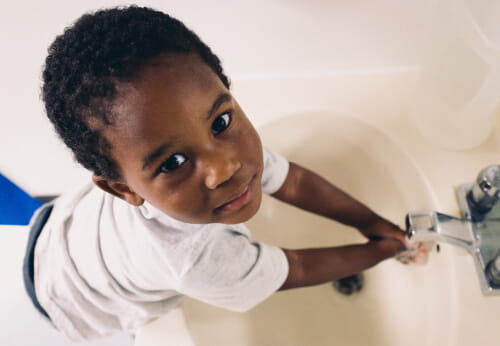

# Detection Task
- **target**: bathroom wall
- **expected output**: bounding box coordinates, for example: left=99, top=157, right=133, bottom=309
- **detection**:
left=0, top=1, right=435, bottom=345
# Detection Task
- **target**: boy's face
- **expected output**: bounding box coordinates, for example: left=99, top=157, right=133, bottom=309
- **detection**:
left=96, top=53, right=264, bottom=225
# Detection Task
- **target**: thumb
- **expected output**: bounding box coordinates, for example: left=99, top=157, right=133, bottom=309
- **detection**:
left=382, top=221, right=408, bottom=245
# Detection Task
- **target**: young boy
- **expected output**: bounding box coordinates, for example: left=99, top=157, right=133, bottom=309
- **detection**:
left=29, top=6, right=419, bottom=342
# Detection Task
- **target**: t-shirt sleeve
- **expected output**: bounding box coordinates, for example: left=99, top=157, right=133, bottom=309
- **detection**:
left=177, top=225, right=289, bottom=312
left=261, top=147, right=289, bottom=195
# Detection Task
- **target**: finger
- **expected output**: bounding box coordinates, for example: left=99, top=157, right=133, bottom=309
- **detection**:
left=384, top=225, right=408, bottom=244
left=377, top=238, right=406, bottom=256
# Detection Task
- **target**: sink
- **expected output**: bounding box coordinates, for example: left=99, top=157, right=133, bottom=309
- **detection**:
left=179, top=113, right=456, bottom=345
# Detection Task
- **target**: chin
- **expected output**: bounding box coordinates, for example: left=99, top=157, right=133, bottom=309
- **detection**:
left=220, top=192, right=262, bottom=225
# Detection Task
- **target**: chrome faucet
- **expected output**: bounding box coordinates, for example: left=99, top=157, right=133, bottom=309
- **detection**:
left=406, top=165, right=500, bottom=295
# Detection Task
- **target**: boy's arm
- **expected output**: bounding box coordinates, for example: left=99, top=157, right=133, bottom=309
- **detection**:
left=271, top=162, right=407, bottom=243
left=279, top=240, right=402, bottom=290
left=271, top=161, right=407, bottom=290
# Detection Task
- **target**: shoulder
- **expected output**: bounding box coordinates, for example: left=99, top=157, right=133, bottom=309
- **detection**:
left=261, top=146, right=290, bottom=194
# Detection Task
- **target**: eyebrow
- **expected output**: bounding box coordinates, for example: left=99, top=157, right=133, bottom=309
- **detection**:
left=142, top=141, right=175, bottom=171
left=206, top=92, right=232, bottom=120
left=141, top=92, right=232, bottom=171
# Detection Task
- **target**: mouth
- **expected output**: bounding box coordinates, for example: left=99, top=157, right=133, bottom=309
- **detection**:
left=215, top=176, right=256, bottom=213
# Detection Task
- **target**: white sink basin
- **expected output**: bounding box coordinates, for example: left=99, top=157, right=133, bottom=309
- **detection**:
left=178, top=113, right=456, bottom=345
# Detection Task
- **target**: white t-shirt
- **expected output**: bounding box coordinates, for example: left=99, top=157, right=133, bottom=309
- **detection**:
left=34, top=148, right=290, bottom=342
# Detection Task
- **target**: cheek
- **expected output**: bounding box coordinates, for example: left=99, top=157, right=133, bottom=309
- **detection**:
left=144, top=183, right=207, bottom=222
left=237, top=120, right=263, bottom=162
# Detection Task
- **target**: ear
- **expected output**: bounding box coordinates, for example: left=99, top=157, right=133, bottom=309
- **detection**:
left=92, top=175, right=145, bottom=206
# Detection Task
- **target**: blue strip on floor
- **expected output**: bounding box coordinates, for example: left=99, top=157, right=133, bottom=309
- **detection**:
left=0, top=174, right=41, bottom=225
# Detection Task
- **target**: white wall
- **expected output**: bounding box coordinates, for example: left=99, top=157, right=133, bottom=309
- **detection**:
left=0, top=0, right=436, bottom=196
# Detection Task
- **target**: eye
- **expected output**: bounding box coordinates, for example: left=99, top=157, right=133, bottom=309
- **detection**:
left=211, top=112, right=231, bottom=135
left=159, top=153, right=187, bottom=173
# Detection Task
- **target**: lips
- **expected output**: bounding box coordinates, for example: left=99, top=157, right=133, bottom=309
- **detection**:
left=216, top=176, right=255, bottom=213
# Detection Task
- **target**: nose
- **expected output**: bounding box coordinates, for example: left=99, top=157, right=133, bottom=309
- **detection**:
left=202, top=149, right=242, bottom=190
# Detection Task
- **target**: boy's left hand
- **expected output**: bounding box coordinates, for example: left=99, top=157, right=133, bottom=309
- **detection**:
left=358, top=218, right=407, bottom=246
left=360, top=217, right=432, bottom=265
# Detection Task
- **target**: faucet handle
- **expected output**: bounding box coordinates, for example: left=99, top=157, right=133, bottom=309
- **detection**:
left=470, top=165, right=500, bottom=213
left=486, top=251, right=500, bottom=288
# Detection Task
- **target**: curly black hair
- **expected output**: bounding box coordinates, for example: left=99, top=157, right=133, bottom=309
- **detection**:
left=42, top=6, right=230, bottom=181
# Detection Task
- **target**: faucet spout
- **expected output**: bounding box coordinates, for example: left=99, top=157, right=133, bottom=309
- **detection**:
left=406, top=164, right=500, bottom=295
left=405, top=211, right=475, bottom=252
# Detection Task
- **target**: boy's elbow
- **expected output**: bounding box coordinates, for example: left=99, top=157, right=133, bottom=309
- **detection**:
left=278, top=249, right=306, bottom=291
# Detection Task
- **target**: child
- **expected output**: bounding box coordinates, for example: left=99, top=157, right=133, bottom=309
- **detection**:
left=30, top=6, right=420, bottom=342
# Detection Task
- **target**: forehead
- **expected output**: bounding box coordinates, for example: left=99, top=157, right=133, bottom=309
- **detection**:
left=113, top=52, right=223, bottom=129
left=107, top=52, right=226, bottom=145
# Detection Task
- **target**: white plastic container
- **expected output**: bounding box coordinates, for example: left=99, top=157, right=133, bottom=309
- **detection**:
left=413, top=0, right=500, bottom=150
